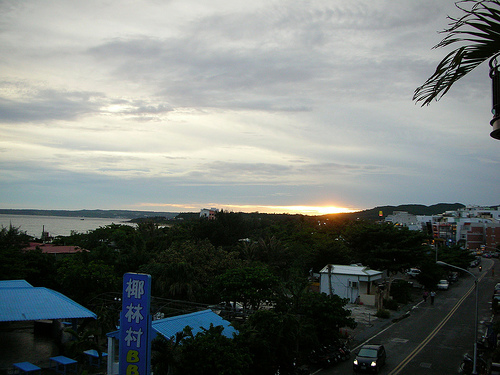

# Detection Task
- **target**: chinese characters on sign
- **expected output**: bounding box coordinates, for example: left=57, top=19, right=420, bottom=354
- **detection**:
left=119, top=273, right=151, bottom=375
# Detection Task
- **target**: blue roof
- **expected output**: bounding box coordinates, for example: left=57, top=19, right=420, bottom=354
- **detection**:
left=107, top=309, right=237, bottom=340
left=153, top=310, right=238, bottom=339
left=0, top=280, right=33, bottom=288
left=0, top=285, right=97, bottom=321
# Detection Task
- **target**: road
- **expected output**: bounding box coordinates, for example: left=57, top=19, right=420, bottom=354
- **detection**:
left=317, top=258, right=497, bottom=374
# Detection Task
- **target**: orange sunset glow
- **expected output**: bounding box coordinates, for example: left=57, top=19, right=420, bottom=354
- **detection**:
left=140, top=203, right=359, bottom=215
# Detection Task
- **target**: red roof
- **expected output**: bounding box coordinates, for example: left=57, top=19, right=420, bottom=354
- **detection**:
left=24, top=242, right=88, bottom=254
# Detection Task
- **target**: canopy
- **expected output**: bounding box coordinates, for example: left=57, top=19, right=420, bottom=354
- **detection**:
left=0, top=280, right=96, bottom=322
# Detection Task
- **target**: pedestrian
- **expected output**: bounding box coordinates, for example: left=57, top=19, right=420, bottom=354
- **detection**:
left=423, top=290, right=428, bottom=302
left=430, top=290, right=436, bottom=305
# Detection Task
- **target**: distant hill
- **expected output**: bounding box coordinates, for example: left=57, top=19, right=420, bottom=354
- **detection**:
left=0, top=203, right=481, bottom=222
left=332, top=203, right=466, bottom=221
left=0, top=209, right=179, bottom=220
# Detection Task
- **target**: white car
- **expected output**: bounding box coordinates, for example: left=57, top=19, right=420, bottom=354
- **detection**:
left=437, top=279, right=449, bottom=290
left=406, top=268, right=421, bottom=278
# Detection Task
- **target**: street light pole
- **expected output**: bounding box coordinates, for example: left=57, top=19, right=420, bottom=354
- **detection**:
left=436, top=261, right=478, bottom=375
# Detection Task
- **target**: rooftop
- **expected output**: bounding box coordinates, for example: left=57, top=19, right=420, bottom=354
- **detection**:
left=23, top=242, right=88, bottom=254
left=0, top=281, right=96, bottom=322
left=107, top=309, right=237, bottom=340
left=319, top=264, right=382, bottom=277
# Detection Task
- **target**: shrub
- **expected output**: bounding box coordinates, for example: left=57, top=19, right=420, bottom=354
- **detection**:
left=383, top=298, right=398, bottom=311
left=376, top=309, right=390, bottom=319
left=390, top=279, right=413, bottom=304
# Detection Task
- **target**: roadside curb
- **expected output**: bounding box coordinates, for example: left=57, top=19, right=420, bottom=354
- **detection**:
left=348, top=298, right=424, bottom=351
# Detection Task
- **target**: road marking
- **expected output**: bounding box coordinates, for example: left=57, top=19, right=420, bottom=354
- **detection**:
left=350, top=300, right=426, bottom=353
left=388, top=270, right=488, bottom=375
left=391, top=338, right=409, bottom=343
left=310, top=265, right=490, bottom=375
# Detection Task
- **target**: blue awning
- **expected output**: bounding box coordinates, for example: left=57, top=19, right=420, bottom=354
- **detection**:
left=107, top=309, right=237, bottom=340
left=0, top=281, right=96, bottom=321
left=0, top=280, right=33, bottom=288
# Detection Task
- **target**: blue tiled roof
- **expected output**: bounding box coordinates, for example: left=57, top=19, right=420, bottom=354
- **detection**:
left=0, top=285, right=97, bottom=321
left=0, top=280, right=33, bottom=288
left=153, top=310, right=238, bottom=339
left=107, top=309, right=237, bottom=340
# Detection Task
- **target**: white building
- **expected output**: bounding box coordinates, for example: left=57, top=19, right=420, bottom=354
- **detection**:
left=456, top=206, right=500, bottom=221
left=385, top=206, right=500, bottom=249
left=319, top=264, right=383, bottom=306
left=200, top=208, right=218, bottom=220
left=384, top=211, right=422, bottom=231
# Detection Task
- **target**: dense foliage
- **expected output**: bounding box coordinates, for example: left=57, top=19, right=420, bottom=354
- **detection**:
left=0, top=210, right=471, bottom=372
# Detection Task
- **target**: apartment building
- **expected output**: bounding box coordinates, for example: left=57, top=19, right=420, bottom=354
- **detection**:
left=385, top=206, right=500, bottom=249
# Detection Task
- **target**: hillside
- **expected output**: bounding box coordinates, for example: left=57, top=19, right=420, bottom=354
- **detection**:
left=331, top=203, right=466, bottom=221
left=0, top=208, right=178, bottom=220
left=0, top=203, right=476, bottom=222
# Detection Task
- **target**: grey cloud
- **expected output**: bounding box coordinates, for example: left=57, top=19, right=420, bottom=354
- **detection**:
left=89, top=36, right=318, bottom=111
left=297, top=162, right=387, bottom=175
left=0, top=88, right=103, bottom=123
left=103, top=99, right=173, bottom=116
left=85, top=2, right=443, bottom=113
left=180, top=160, right=390, bottom=185
left=0, top=83, right=173, bottom=124
left=193, top=161, right=292, bottom=181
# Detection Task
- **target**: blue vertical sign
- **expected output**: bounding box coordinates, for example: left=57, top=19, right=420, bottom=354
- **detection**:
left=119, top=273, right=152, bottom=375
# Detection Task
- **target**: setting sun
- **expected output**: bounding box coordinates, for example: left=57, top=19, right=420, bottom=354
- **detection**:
left=140, top=203, right=359, bottom=215
left=279, top=206, right=358, bottom=215
left=201, top=204, right=359, bottom=215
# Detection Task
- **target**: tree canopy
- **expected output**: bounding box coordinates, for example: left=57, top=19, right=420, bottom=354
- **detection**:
left=414, top=0, right=500, bottom=105
left=1, top=210, right=475, bottom=372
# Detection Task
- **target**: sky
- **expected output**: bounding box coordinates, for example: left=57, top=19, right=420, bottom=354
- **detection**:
left=0, top=0, right=499, bottom=215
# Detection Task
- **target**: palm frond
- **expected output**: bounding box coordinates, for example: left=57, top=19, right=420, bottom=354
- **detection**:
left=414, top=0, right=500, bottom=105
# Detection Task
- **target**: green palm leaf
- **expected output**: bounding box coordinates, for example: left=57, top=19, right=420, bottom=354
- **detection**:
left=414, top=0, right=500, bottom=105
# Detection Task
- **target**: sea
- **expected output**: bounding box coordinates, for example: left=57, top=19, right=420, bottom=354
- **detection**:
left=0, top=214, right=135, bottom=238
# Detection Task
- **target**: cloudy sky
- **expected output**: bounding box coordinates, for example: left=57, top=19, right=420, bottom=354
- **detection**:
left=1, top=0, right=498, bottom=215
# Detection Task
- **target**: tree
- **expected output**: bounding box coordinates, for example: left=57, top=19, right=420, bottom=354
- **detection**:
left=415, top=260, right=445, bottom=290
left=437, top=245, right=476, bottom=270
left=152, top=328, right=192, bottom=375
left=292, top=292, right=356, bottom=345
left=157, top=325, right=251, bottom=375
left=241, top=292, right=356, bottom=374
left=240, top=310, right=309, bottom=375
left=0, top=225, right=31, bottom=280
left=140, top=262, right=201, bottom=300
left=414, top=0, right=500, bottom=105
left=22, top=248, right=58, bottom=288
left=214, top=266, right=279, bottom=310
left=145, top=239, right=242, bottom=302
left=344, top=222, right=428, bottom=275
left=56, top=257, right=119, bottom=304
left=62, top=322, right=101, bottom=362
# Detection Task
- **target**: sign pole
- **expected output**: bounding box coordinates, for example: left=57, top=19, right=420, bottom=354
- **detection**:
left=118, top=273, right=152, bottom=375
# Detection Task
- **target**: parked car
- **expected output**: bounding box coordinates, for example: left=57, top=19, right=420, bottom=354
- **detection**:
left=490, top=362, right=500, bottom=375
left=447, top=272, right=458, bottom=283
left=353, top=344, right=386, bottom=373
left=406, top=268, right=421, bottom=278
left=495, top=283, right=500, bottom=292
left=470, top=257, right=481, bottom=268
left=492, top=295, right=500, bottom=312
left=437, top=279, right=449, bottom=290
